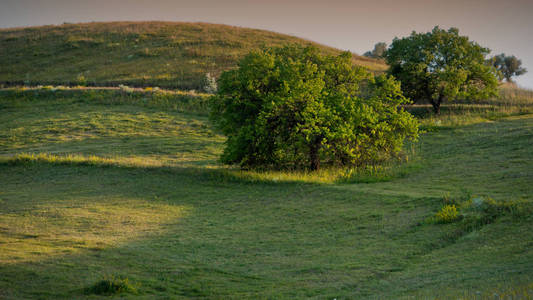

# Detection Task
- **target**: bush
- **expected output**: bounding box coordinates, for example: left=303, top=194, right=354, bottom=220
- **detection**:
left=430, top=195, right=532, bottom=226
left=462, top=197, right=532, bottom=223
left=85, top=275, right=138, bottom=295
left=209, top=45, right=418, bottom=170
left=434, top=204, right=460, bottom=223
left=76, top=74, right=87, bottom=86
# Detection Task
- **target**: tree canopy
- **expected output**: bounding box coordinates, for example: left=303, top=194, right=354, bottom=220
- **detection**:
left=209, top=45, right=418, bottom=170
left=491, top=54, right=527, bottom=83
left=386, top=26, right=499, bottom=114
left=363, top=42, right=387, bottom=59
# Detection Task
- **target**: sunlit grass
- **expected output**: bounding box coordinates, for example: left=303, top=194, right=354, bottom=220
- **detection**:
left=2, top=152, right=424, bottom=186
left=2, top=152, right=156, bottom=168
left=225, top=158, right=423, bottom=185
left=0, top=89, right=224, bottom=167
left=0, top=197, right=189, bottom=264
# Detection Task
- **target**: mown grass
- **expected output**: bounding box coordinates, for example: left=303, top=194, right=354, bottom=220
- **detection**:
left=0, top=89, right=532, bottom=298
left=0, top=88, right=223, bottom=167
left=0, top=21, right=387, bottom=90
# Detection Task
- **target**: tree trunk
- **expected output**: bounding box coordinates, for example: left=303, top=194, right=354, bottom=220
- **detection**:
left=309, top=143, right=320, bottom=171
left=432, top=101, right=441, bottom=114
left=430, top=94, right=444, bottom=115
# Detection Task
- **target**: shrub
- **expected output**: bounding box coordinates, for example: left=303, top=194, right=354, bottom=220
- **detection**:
left=209, top=45, right=418, bottom=170
left=462, top=196, right=532, bottom=222
left=85, top=275, right=138, bottom=295
left=76, top=74, right=88, bottom=86
left=430, top=195, right=532, bottom=226
left=434, top=204, right=460, bottom=223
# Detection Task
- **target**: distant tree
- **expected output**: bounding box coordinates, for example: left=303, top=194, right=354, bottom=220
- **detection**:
left=363, top=42, right=387, bottom=59
left=386, top=26, right=499, bottom=114
left=491, top=54, right=527, bottom=83
left=209, top=45, right=418, bottom=170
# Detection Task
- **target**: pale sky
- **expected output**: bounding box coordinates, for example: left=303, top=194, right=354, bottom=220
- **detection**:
left=1, top=0, right=532, bottom=88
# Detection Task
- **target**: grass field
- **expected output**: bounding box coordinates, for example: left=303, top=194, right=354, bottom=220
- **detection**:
left=1, top=88, right=532, bottom=299
left=0, top=22, right=386, bottom=90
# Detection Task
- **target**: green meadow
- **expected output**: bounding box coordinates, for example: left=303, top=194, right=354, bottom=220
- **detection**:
left=1, top=87, right=532, bottom=299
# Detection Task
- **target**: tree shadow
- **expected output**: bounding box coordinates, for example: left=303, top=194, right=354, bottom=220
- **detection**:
left=0, top=160, right=445, bottom=298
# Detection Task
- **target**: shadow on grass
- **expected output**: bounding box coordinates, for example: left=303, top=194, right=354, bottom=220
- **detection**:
left=0, top=159, right=437, bottom=298
left=1, top=156, right=531, bottom=298
left=0, top=151, right=425, bottom=186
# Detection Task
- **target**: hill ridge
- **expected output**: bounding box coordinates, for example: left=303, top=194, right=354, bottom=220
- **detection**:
left=0, top=21, right=387, bottom=90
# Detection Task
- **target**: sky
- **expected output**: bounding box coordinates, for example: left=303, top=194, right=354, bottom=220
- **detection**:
left=1, top=0, right=532, bottom=88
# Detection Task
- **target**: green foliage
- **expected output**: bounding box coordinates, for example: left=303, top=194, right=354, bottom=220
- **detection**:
left=85, top=275, right=138, bottom=295
left=210, top=45, right=418, bottom=170
left=363, top=42, right=387, bottom=59
left=75, top=74, right=87, bottom=86
left=434, top=204, right=460, bottom=223
left=430, top=195, right=532, bottom=227
left=491, top=53, right=527, bottom=82
left=462, top=196, right=533, bottom=223
left=386, top=26, right=499, bottom=114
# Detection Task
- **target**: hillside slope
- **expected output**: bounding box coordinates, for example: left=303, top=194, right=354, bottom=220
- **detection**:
left=0, top=21, right=387, bottom=90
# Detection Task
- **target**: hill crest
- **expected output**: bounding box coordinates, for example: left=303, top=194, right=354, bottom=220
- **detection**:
left=0, top=21, right=387, bottom=90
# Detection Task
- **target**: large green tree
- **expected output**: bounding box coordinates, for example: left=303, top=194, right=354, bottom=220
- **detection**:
left=209, top=46, right=418, bottom=170
left=491, top=54, right=527, bottom=83
left=386, top=27, right=499, bottom=114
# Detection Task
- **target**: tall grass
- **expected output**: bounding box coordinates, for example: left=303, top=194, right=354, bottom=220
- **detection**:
left=409, top=84, right=533, bottom=129
left=490, top=82, right=533, bottom=107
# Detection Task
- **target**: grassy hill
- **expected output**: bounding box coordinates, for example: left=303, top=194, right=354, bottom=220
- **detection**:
left=0, top=88, right=532, bottom=298
left=0, top=22, right=387, bottom=90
